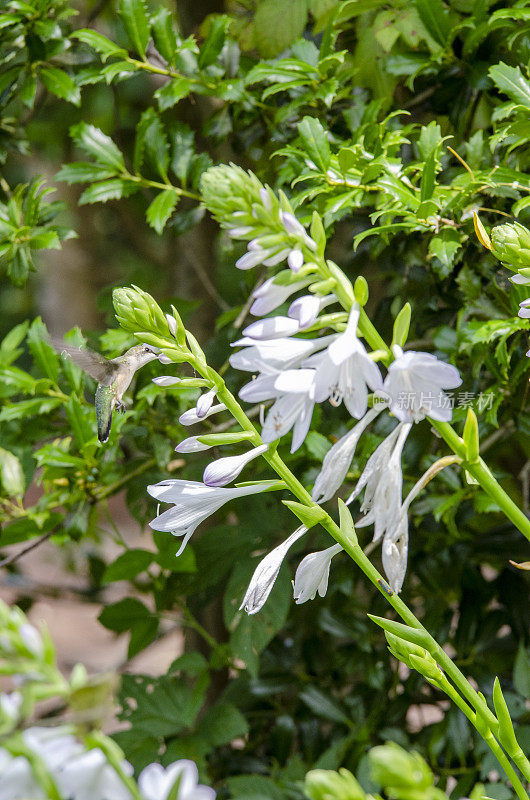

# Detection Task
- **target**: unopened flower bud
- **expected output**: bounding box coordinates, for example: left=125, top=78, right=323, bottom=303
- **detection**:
left=304, top=768, right=366, bottom=800
left=491, top=222, right=530, bottom=271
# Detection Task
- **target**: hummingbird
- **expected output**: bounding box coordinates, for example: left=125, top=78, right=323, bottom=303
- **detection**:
left=52, top=340, right=160, bottom=443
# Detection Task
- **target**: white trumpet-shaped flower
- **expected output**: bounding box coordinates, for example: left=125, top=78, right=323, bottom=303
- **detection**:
left=288, top=294, right=335, bottom=329
left=243, top=316, right=300, bottom=340
left=347, top=423, right=411, bottom=543
left=261, top=369, right=316, bottom=452
left=250, top=277, right=309, bottom=316
left=148, top=480, right=272, bottom=555
left=203, top=445, right=268, bottom=487
left=240, top=526, right=307, bottom=614
left=179, top=404, right=226, bottom=426
left=383, top=345, right=462, bottom=423
left=307, top=306, right=383, bottom=418
left=138, top=759, right=215, bottom=800
left=293, top=543, right=343, bottom=604
left=312, top=407, right=382, bottom=504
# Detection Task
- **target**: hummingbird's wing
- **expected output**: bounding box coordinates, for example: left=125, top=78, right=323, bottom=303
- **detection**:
left=51, top=339, right=119, bottom=386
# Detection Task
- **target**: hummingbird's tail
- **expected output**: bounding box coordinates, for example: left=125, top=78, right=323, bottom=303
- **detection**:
left=95, top=384, right=113, bottom=443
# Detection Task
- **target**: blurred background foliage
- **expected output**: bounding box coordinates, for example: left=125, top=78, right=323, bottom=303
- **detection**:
left=0, top=0, right=529, bottom=797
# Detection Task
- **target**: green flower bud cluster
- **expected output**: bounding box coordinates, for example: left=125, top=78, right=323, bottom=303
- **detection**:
left=491, top=222, right=530, bottom=274
left=200, top=164, right=269, bottom=229
left=304, top=767, right=365, bottom=800
left=385, top=631, right=441, bottom=684
left=113, top=285, right=170, bottom=340
left=368, top=742, right=446, bottom=800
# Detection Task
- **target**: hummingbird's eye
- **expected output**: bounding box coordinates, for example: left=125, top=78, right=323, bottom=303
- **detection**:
left=143, top=346, right=150, bottom=353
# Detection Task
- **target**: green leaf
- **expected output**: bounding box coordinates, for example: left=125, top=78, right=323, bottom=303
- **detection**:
left=150, top=8, right=178, bottom=65
left=0, top=397, right=63, bottom=422
left=155, top=76, right=192, bottom=111
left=169, top=124, right=195, bottom=183
left=40, top=67, right=80, bottom=106
left=134, top=109, right=170, bottom=179
left=338, top=500, right=357, bottom=545
left=70, top=123, right=125, bottom=171
left=463, top=408, right=479, bottom=463
left=367, top=615, right=432, bottom=649
left=0, top=447, right=25, bottom=496
left=428, top=229, right=462, bottom=275
left=227, top=775, right=284, bottom=800
left=198, top=15, right=229, bottom=68
left=253, top=0, right=308, bottom=58
left=420, top=151, right=436, bottom=201
left=78, top=179, right=138, bottom=205
left=392, top=303, right=411, bottom=348
left=65, top=396, right=95, bottom=447
left=146, top=188, right=179, bottom=234
left=415, top=0, right=451, bottom=47
left=297, top=116, right=331, bottom=172
left=282, top=500, right=327, bottom=529
left=73, top=29, right=128, bottom=61
left=27, top=318, right=59, bottom=382
left=489, top=63, right=530, bottom=109
left=299, top=686, right=351, bottom=725
left=196, top=702, right=248, bottom=746
left=56, top=162, right=118, bottom=185
left=119, top=0, right=150, bottom=57
left=102, top=549, right=154, bottom=583
left=98, top=597, right=158, bottom=658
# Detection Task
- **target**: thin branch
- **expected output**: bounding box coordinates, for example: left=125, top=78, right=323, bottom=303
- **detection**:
left=0, top=530, right=56, bottom=569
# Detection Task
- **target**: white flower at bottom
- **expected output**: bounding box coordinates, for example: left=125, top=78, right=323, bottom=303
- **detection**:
left=55, top=748, right=133, bottom=800
left=240, top=526, right=307, bottom=614
left=0, top=750, right=45, bottom=800
left=148, top=480, right=272, bottom=555
left=138, top=759, right=215, bottom=800
left=312, top=407, right=382, bottom=504
left=293, top=544, right=343, bottom=604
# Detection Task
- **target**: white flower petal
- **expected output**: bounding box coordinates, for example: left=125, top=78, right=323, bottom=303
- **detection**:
left=243, top=316, right=300, bottom=340
left=196, top=389, right=216, bottom=418
left=312, top=407, right=381, bottom=503
left=287, top=248, right=304, bottom=272
left=293, top=543, right=343, bottom=603
left=175, top=436, right=212, bottom=453
left=240, top=526, right=307, bottom=614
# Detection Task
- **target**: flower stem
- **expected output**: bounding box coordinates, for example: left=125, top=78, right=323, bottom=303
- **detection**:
left=436, top=676, right=529, bottom=800
left=186, top=358, right=526, bottom=781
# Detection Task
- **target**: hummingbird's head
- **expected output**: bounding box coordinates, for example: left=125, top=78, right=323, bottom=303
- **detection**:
left=125, top=344, right=160, bottom=367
